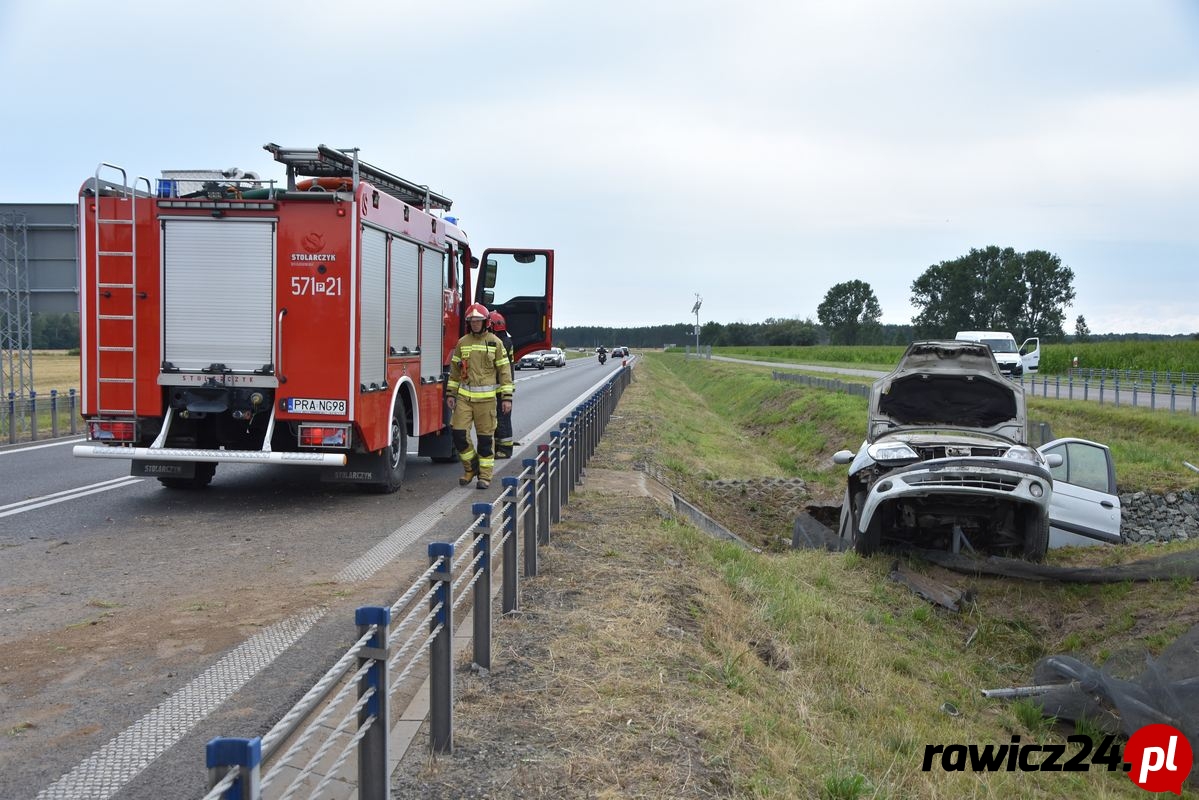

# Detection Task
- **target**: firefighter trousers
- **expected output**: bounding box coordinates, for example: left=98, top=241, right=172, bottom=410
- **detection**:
left=495, top=398, right=513, bottom=458
left=451, top=397, right=498, bottom=483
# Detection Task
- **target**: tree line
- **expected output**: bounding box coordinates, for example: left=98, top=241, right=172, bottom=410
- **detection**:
left=559, top=245, right=1195, bottom=348
left=3, top=312, right=81, bottom=350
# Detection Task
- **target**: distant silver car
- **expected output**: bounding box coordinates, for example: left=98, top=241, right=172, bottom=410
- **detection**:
left=515, top=351, right=544, bottom=370
left=540, top=347, right=567, bottom=368
left=833, top=340, right=1059, bottom=560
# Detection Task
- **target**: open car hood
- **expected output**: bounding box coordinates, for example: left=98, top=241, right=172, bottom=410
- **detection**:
left=868, top=340, right=1026, bottom=443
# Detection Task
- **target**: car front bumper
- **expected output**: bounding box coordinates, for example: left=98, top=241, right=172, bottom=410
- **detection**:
left=856, top=456, right=1053, bottom=534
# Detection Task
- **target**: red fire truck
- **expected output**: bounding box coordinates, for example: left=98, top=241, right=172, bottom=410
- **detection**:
left=73, top=144, right=554, bottom=492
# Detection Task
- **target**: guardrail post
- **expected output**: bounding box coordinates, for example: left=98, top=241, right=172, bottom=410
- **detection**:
left=428, top=541, right=454, bottom=754
left=8, top=393, right=16, bottom=444
left=471, top=502, right=493, bottom=671
left=549, top=431, right=562, bottom=523
left=571, top=411, right=583, bottom=487
left=537, top=444, right=551, bottom=546
left=500, top=477, right=519, bottom=613
left=1115, top=376, right=1121, bottom=407
left=355, top=605, right=391, bottom=800
left=1192, top=385, right=1197, bottom=416
left=69, top=389, right=77, bottom=435
left=30, top=392, right=38, bottom=442
left=521, top=458, right=538, bottom=577
left=50, top=390, right=59, bottom=438
left=558, top=421, right=571, bottom=507
left=206, top=736, right=261, bottom=800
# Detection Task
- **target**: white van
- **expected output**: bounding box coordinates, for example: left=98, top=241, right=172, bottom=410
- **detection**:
left=954, top=330, right=1040, bottom=376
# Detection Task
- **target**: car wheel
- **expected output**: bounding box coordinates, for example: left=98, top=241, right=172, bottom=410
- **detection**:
left=837, top=490, right=853, bottom=543
left=848, top=490, right=881, bottom=556
left=1023, top=513, right=1049, bottom=561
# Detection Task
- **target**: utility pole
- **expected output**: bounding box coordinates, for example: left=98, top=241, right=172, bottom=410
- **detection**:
left=691, top=294, right=702, bottom=356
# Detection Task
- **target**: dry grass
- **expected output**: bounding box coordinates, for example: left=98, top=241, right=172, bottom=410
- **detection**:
left=391, top=362, right=1198, bottom=798
left=29, top=350, right=80, bottom=396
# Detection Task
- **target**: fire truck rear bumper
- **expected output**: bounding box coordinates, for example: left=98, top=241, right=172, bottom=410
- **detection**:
left=72, top=445, right=347, bottom=467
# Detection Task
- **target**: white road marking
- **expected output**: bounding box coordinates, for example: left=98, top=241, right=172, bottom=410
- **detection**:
left=35, top=608, right=324, bottom=800
left=0, top=476, right=143, bottom=518
left=0, top=436, right=86, bottom=455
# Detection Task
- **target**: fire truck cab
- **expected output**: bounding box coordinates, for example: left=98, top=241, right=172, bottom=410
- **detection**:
left=74, top=144, right=554, bottom=492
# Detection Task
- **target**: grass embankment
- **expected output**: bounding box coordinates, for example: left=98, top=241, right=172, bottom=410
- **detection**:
left=410, top=353, right=1198, bottom=798
left=714, top=341, right=1199, bottom=377
left=612, top=354, right=1198, bottom=797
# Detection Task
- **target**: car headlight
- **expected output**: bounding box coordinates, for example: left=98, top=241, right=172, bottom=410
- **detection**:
left=1003, top=446, right=1041, bottom=464
left=866, top=441, right=919, bottom=463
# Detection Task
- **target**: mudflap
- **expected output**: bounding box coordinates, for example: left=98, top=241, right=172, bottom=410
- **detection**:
left=321, top=451, right=385, bottom=484
left=132, top=460, right=195, bottom=479
left=417, top=426, right=457, bottom=462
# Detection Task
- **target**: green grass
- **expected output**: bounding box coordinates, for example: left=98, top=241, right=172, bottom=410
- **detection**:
left=647, top=351, right=1199, bottom=493
left=597, top=356, right=1199, bottom=797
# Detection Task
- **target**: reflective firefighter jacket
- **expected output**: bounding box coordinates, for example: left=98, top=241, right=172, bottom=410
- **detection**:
left=447, top=331, right=514, bottom=402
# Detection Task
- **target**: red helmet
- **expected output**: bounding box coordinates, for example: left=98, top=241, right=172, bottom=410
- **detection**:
left=465, top=302, right=489, bottom=321
left=489, top=311, right=507, bottom=331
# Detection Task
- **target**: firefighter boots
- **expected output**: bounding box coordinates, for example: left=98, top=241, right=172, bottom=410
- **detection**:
left=459, top=454, right=479, bottom=486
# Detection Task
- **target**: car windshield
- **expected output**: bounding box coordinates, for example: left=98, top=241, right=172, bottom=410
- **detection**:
left=981, top=338, right=1017, bottom=353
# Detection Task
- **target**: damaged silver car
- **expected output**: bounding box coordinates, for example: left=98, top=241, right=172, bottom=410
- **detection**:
left=832, top=340, right=1062, bottom=560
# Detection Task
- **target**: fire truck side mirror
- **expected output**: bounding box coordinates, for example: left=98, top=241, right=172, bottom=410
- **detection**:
left=481, top=289, right=495, bottom=306
left=482, top=258, right=498, bottom=289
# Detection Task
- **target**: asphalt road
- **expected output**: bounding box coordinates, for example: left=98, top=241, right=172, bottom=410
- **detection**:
left=0, top=354, right=623, bottom=800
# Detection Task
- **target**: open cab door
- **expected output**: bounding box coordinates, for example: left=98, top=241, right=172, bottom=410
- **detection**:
left=1020, top=337, right=1040, bottom=373
left=477, top=249, right=554, bottom=360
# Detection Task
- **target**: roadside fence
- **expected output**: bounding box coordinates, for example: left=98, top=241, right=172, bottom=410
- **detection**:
left=2, top=389, right=80, bottom=444
left=1017, top=372, right=1199, bottom=415
left=1069, top=368, right=1199, bottom=386
left=771, top=371, right=869, bottom=398
left=772, top=370, right=1198, bottom=417
left=202, top=364, right=633, bottom=800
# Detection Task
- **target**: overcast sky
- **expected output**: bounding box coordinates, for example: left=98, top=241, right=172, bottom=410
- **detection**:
left=3, top=1, right=1197, bottom=334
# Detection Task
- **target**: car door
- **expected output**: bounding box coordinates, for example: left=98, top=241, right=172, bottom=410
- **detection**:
left=1037, top=437, right=1121, bottom=547
left=1020, top=337, right=1040, bottom=373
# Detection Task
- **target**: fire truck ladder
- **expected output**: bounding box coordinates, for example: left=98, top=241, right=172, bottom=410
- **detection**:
left=90, top=164, right=152, bottom=419
left=263, top=143, right=454, bottom=211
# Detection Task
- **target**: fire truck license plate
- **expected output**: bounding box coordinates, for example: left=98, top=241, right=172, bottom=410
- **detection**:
left=287, top=398, right=347, bottom=415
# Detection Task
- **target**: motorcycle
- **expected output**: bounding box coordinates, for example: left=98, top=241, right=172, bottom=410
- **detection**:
left=597, top=351, right=607, bottom=365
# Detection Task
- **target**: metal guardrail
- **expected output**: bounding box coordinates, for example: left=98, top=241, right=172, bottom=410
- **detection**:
left=772, top=370, right=1199, bottom=416
left=771, top=371, right=869, bottom=397
left=2, top=389, right=80, bottom=444
left=1069, top=367, right=1199, bottom=386
left=1017, top=372, right=1199, bottom=415
left=201, top=364, right=633, bottom=800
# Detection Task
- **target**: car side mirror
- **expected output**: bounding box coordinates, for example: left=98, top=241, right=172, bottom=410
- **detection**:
left=832, top=450, right=855, bottom=465
left=1044, top=453, right=1063, bottom=468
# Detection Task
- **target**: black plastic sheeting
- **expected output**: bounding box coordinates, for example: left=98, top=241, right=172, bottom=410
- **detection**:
left=912, top=548, right=1199, bottom=583
left=1032, top=625, right=1199, bottom=786
left=791, top=508, right=1199, bottom=785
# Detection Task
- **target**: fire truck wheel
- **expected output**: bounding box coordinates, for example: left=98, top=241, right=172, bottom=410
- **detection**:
left=158, top=462, right=216, bottom=490
left=368, top=407, right=408, bottom=494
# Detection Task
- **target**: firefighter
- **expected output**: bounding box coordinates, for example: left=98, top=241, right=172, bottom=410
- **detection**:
left=489, top=310, right=516, bottom=458
left=446, top=303, right=513, bottom=489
